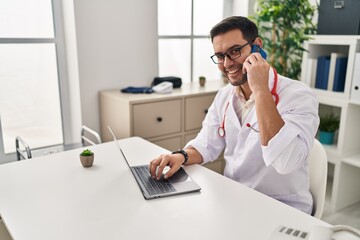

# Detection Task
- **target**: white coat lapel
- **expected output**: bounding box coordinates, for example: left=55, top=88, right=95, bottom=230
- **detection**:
left=225, top=97, right=241, bottom=130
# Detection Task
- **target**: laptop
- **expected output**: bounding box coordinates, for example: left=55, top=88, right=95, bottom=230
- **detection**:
left=108, top=126, right=201, bottom=199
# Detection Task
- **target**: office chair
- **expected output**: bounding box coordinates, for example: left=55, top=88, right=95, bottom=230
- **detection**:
left=81, top=125, right=102, bottom=146
left=308, top=138, right=328, bottom=219
left=15, top=136, right=32, bottom=160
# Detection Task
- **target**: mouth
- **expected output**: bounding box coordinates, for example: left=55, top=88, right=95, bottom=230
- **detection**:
left=224, top=64, right=248, bottom=86
left=225, top=65, right=243, bottom=76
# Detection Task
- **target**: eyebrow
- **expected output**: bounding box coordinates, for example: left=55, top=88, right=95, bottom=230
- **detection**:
left=214, top=44, right=244, bottom=55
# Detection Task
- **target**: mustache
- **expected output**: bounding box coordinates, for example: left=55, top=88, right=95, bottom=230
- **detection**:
left=225, top=64, right=244, bottom=73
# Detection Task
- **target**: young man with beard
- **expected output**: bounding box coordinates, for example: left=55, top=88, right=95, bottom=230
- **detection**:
left=149, top=16, right=319, bottom=214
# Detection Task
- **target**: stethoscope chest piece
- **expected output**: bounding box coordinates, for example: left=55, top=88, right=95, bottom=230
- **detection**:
left=218, top=127, right=225, bottom=137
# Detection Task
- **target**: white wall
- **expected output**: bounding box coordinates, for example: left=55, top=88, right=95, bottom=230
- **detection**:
left=74, top=0, right=158, bottom=135
left=232, top=0, right=256, bottom=16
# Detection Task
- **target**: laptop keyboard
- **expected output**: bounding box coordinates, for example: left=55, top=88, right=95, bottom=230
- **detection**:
left=133, top=166, right=176, bottom=195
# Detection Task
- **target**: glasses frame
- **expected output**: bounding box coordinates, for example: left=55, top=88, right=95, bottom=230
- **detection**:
left=210, top=42, right=251, bottom=64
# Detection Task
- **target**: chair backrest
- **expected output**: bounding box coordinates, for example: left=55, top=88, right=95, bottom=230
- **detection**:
left=81, top=125, right=102, bottom=146
left=15, top=136, right=32, bottom=160
left=308, top=138, right=328, bottom=218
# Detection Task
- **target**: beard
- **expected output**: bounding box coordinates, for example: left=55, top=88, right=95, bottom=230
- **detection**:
left=230, top=74, right=248, bottom=86
left=225, top=65, right=248, bottom=86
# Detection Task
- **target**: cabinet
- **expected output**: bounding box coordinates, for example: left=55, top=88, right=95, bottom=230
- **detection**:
left=99, top=81, right=225, bottom=174
left=301, top=35, right=360, bottom=212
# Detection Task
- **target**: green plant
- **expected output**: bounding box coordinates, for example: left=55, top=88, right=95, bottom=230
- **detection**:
left=80, top=149, right=93, bottom=156
left=250, top=0, right=317, bottom=80
left=199, top=76, right=206, bottom=80
left=319, top=114, right=340, bottom=132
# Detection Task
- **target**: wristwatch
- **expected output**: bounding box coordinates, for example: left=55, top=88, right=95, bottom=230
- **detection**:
left=171, top=149, right=189, bottom=165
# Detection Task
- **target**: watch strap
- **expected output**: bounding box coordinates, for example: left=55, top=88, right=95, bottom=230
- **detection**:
left=171, top=149, right=189, bottom=165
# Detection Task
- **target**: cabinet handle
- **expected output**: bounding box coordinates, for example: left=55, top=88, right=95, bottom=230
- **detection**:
left=355, top=86, right=359, bottom=90
left=204, top=109, right=208, bottom=114
left=156, top=117, right=163, bottom=122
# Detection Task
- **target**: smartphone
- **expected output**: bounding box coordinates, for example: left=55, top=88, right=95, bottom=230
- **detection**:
left=251, top=44, right=267, bottom=60
left=242, top=45, right=268, bottom=81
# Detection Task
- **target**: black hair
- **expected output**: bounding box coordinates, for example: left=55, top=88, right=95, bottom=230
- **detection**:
left=210, top=16, right=258, bottom=43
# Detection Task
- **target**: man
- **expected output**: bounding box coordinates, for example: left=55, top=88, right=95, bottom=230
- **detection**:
left=149, top=16, right=319, bottom=214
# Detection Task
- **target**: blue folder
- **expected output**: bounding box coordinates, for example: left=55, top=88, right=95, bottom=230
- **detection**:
left=332, top=57, right=348, bottom=92
left=315, top=56, right=330, bottom=90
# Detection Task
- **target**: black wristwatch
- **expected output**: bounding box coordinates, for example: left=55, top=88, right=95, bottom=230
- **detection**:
left=172, top=149, right=189, bottom=165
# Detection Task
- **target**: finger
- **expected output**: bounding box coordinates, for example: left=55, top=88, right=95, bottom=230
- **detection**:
left=250, top=52, right=260, bottom=61
left=156, top=156, right=169, bottom=180
left=149, top=160, right=156, bottom=178
left=164, top=165, right=181, bottom=179
left=247, top=54, right=260, bottom=63
left=243, top=60, right=251, bottom=73
left=149, top=157, right=161, bottom=178
left=254, top=52, right=267, bottom=63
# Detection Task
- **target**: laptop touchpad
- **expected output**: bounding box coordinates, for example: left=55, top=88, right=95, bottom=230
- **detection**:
left=169, top=168, right=190, bottom=183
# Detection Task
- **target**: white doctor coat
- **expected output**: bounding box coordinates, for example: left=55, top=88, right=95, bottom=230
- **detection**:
left=186, top=69, right=319, bottom=214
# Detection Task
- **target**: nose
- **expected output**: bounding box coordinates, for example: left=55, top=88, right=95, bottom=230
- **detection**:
left=223, top=54, right=234, bottom=67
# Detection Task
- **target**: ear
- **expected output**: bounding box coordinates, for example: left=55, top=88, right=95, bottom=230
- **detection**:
left=253, top=37, right=263, bottom=48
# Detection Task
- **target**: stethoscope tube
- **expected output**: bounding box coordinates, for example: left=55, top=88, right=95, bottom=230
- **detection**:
left=218, top=101, right=230, bottom=137
left=218, top=67, right=279, bottom=137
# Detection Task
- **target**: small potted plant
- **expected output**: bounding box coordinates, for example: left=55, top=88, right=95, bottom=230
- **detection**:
left=80, top=149, right=94, bottom=167
left=318, top=113, right=340, bottom=145
left=199, top=76, right=206, bottom=87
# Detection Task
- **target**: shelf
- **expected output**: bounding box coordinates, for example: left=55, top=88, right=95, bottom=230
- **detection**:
left=306, top=35, right=360, bottom=45
left=301, top=35, right=360, bottom=212
left=315, top=91, right=349, bottom=107
left=343, top=152, right=360, bottom=168
left=349, top=99, right=360, bottom=106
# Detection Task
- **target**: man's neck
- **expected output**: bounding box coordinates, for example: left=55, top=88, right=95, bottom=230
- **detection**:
left=238, top=84, right=252, bottom=101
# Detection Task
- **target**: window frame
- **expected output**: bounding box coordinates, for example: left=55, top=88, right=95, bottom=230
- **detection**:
left=157, top=0, right=231, bottom=83
left=0, top=0, right=76, bottom=163
left=158, top=0, right=209, bottom=82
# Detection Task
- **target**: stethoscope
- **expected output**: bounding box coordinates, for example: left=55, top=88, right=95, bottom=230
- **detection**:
left=217, top=67, right=279, bottom=137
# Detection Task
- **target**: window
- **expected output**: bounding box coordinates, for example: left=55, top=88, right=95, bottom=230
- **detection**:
left=0, top=0, right=70, bottom=160
left=157, top=0, right=225, bottom=83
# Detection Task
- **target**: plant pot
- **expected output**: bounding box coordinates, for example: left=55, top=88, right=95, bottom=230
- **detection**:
left=319, top=131, right=335, bottom=145
left=80, top=154, right=94, bottom=167
left=199, top=78, right=206, bottom=87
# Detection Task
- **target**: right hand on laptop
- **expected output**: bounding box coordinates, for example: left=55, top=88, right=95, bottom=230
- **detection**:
left=149, top=154, right=184, bottom=180
left=149, top=147, right=203, bottom=180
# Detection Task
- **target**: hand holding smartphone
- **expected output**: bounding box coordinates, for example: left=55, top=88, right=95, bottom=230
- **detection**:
left=242, top=44, right=267, bottom=81
left=251, top=44, right=267, bottom=60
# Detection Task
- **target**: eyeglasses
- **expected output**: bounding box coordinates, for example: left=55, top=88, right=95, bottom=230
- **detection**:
left=210, top=42, right=251, bottom=64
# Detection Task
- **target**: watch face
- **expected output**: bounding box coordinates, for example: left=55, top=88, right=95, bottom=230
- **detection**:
left=218, top=127, right=225, bottom=137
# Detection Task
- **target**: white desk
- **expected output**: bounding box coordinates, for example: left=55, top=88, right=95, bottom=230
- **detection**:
left=0, top=137, right=356, bottom=240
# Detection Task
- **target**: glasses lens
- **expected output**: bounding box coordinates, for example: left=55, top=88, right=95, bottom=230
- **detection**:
left=211, top=54, right=225, bottom=64
left=211, top=47, right=243, bottom=64
left=227, top=48, right=242, bottom=61
left=211, top=55, right=220, bottom=64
